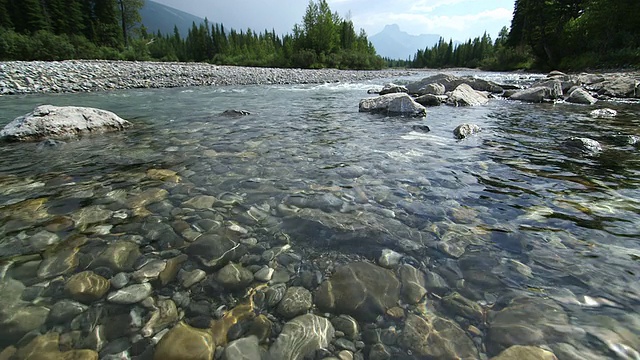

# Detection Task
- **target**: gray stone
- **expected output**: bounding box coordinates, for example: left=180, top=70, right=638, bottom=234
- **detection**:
left=186, top=234, right=245, bottom=269
left=566, top=88, right=597, bottom=105
left=277, top=286, right=313, bottom=319
left=254, top=266, right=275, bottom=282
left=509, top=87, right=552, bottom=103
left=359, top=93, right=427, bottom=117
left=421, top=83, right=446, bottom=95
left=597, top=76, right=639, bottom=98
left=315, top=262, right=400, bottom=321
left=153, top=321, right=215, bottom=360
left=268, top=314, right=335, bottom=360
left=47, top=299, right=89, bottom=324
left=216, top=262, right=254, bottom=290
left=180, top=269, right=207, bottom=288
left=37, top=247, right=79, bottom=279
left=531, top=79, right=563, bottom=99
left=453, top=123, right=481, bottom=139
left=369, top=343, right=392, bottom=360
left=331, top=315, right=359, bottom=340
left=414, top=94, right=443, bottom=106
left=447, top=84, right=489, bottom=106
left=379, top=83, right=408, bottom=96
left=132, top=259, right=167, bottom=283
left=107, top=283, right=153, bottom=304
left=0, top=105, right=131, bottom=141
left=110, top=272, right=131, bottom=289
left=223, top=335, right=262, bottom=360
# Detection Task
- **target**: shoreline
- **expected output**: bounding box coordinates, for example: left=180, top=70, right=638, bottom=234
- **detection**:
left=0, top=60, right=419, bottom=96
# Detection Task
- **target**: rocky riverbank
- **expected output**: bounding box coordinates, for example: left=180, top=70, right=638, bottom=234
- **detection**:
left=0, top=60, right=416, bottom=95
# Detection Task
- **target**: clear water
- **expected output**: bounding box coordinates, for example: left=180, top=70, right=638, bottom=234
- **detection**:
left=1, top=72, right=639, bottom=358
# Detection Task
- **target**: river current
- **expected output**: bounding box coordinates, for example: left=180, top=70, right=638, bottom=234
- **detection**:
left=0, top=71, right=638, bottom=359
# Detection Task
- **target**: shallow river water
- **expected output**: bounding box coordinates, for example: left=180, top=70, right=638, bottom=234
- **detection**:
left=0, top=71, right=639, bottom=359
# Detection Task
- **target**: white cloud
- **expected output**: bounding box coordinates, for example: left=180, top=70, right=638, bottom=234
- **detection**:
left=409, top=0, right=470, bottom=13
left=354, top=7, right=512, bottom=39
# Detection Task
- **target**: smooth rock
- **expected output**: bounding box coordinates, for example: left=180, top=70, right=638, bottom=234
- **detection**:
left=153, top=321, right=214, bottom=360
left=331, top=315, right=359, bottom=340
left=216, top=263, right=254, bottom=290
left=0, top=105, right=131, bottom=142
left=0, top=305, right=50, bottom=344
left=359, top=93, right=427, bottom=117
left=447, top=84, right=489, bottom=106
left=254, top=266, right=275, bottom=282
left=180, top=269, right=207, bottom=288
left=223, top=335, right=261, bottom=360
left=315, top=262, right=400, bottom=321
left=566, top=88, right=597, bottom=105
left=597, top=76, right=639, bottom=98
left=65, top=271, right=111, bottom=303
left=379, top=83, right=408, bottom=96
left=107, top=283, right=153, bottom=304
left=141, top=299, right=179, bottom=337
left=93, top=241, right=141, bottom=273
left=267, top=314, right=335, bottom=360
left=414, top=94, right=442, bottom=107
left=453, top=123, right=481, bottom=139
left=37, top=247, right=79, bottom=279
left=186, top=234, right=245, bottom=269
left=47, top=299, right=89, bottom=325
left=277, top=286, right=313, bottom=319
left=508, top=87, right=549, bottom=103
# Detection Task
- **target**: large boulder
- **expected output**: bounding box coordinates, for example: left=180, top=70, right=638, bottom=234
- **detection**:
left=509, top=87, right=553, bottom=103
left=563, top=137, right=602, bottom=154
left=596, top=76, right=639, bottom=98
left=0, top=105, right=131, bottom=142
left=359, top=93, right=426, bottom=117
left=453, top=123, right=481, bottom=139
left=530, top=79, right=563, bottom=99
left=407, top=74, right=503, bottom=95
left=447, top=84, right=489, bottom=106
left=566, top=88, right=597, bottom=105
left=315, top=262, right=400, bottom=321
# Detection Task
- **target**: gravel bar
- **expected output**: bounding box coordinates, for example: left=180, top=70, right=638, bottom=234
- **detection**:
left=0, top=60, right=418, bottom=95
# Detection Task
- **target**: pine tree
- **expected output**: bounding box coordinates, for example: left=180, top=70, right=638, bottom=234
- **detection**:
left=116, top=0, right=144, bottom=47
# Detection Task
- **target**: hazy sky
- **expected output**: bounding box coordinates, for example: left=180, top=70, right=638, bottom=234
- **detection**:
left=151, top=0, right=514, bottom=41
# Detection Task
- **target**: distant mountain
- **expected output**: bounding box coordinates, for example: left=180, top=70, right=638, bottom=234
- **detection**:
left=370, top=24, right=442, bottom=60
left=140, top=0, right=205, bottom=37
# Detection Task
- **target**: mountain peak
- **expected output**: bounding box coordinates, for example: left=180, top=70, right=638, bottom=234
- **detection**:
left=370, top=24, right=442, bottom=60
left=383, top=24, right=401, bottom=32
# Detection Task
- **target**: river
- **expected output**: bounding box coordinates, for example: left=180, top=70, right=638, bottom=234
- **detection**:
left=0, top=71, right=638, bottom=359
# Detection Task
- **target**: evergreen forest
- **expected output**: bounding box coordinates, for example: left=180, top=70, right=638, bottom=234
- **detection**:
left=408, top=0, right=640, bottom=70
left=0, top=0, right=383, bottom=69
left=0, top=0, right=637, bottom=70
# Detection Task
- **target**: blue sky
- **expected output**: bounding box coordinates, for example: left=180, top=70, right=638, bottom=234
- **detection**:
left=152, top=0, right=514, bottom=41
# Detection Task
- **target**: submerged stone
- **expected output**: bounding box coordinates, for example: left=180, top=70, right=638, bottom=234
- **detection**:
left=153, top=321, right=214, bottom=360
left=399, top=313, right=478, bottom=360
left=490, top=345, right=557, bottom=360
left=315, top=262, right=400, bottom=321
left=268, top=314, right=335, bottom=360
left=65, top=271, right=111, bottom=303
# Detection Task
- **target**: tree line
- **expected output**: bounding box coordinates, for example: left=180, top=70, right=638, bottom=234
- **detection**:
left=405, top=0, right=639, bottom=70
left=0, top=0, right=384, bottom=69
